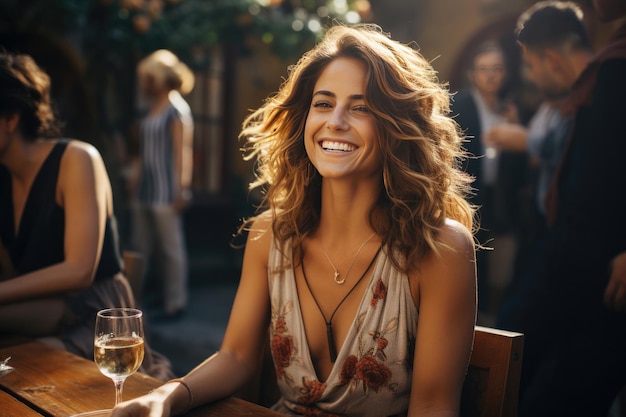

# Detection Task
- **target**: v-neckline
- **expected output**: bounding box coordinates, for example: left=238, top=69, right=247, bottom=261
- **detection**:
left=290, top=247, right=382, bottom=384
left=11, top=142, right=60, bottom=241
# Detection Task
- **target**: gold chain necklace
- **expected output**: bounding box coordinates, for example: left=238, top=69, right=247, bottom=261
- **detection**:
left=301, top=245, right=382, bottom=363
left=321, top=233, right=376, bottom=285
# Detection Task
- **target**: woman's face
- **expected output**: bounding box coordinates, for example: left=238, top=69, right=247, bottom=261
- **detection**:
left=468, top=50, right=506, bottom=97
left=304, top=57, right=381, bottom=181
left=138, top=73, right=163, bottom=99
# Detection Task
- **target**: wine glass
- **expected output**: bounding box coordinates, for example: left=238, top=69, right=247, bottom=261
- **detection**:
left=94, top=308, right=145, bottom=406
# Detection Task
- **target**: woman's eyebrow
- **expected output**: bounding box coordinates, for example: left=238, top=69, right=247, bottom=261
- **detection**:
left=312, top=90, right=365, bottom=100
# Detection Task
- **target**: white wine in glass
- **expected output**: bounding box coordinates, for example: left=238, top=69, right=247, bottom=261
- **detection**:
left=94, top=308, right=145, bottom=406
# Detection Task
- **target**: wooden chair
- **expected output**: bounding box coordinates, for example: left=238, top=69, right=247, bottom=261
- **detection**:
left=123, top=250, right=145, bottom=305
left=240, top=325, right=524, bottom=417
left=460, top=326, right=524, bottom=417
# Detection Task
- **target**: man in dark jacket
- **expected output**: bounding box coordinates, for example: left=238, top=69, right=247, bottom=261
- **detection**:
left=509, top=1, right=626, bottom=415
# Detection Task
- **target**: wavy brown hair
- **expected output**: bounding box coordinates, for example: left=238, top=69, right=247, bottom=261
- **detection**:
left=0, top=52, right=63, bottom=140
left=240, top=24, right=476, bottom=273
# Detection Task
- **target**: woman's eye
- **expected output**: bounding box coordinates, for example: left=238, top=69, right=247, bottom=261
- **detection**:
left=354, top=105, right=370, bottom=113
left=312, top=101, right=332, bottom=108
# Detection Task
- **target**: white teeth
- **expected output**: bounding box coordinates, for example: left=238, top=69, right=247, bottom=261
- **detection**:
left=321, top=140, right=356, bottom=152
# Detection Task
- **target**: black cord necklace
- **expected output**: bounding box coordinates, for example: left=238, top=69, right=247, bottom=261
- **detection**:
left=300, top=245, right=382, bottom=363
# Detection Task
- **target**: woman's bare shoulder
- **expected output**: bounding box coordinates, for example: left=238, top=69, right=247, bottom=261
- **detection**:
left=242, top=210, right=275, bottom=257
left=413, top=218, right=476, bottom=305
left=65, top=139, right=101, bottom=155
left=407, top=218, right=475, bottom=300
left=61, top=140, right=104, bottom=168
left=245, top=210, right=274, bottom=240
left=237, top=211, right=277, bottom=279
left=57, top=140, right=112, bottom=207
left=439, top=218, right=475, bottom=255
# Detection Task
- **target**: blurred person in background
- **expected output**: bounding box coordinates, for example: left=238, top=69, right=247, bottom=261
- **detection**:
left=482, top=1, right=593, bottom=222
left=501, top=1, right=626, bottom=415
left=451, top=42, right=528, bottom=323
left=484, top=1, right=594, bottom=331
left=0, top=51, right=173, bottom=380
left=128, top=49, right=194, bottom=319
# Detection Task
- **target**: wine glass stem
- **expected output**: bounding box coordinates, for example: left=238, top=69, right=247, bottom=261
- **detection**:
left=114, top=378, right=125, bottom=405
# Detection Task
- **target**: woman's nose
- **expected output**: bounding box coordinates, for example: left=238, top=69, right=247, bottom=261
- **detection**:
left=326, top=108, right=349, bottom=130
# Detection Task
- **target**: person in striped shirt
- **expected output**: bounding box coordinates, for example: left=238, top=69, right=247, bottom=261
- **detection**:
left=129, top=49, right=194, bottom=319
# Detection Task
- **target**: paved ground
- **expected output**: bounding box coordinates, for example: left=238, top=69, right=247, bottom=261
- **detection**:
left=138, top=242, right=242, bottom=377
left=144, top=281, right=238, bottom=376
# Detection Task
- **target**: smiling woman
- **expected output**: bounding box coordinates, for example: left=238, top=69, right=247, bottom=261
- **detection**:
left=111, top=24, right=477, bottom=417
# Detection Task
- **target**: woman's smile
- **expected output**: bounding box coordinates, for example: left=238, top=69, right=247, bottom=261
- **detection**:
left=320, top=140, right=357, bottom=153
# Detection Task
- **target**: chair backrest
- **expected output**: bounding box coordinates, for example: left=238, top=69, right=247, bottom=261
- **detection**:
left=239, top=325, right=524, bottom=416
left=460, top=326, right=524, bottom=417
left=122, top=250, right=145, bottom=305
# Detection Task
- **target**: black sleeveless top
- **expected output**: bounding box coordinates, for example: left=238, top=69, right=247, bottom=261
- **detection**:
left=0, top=141, right=122, bottom=279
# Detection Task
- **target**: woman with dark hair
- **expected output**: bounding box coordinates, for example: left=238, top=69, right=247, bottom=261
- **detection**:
left=0, top=52, right=173, bottom=381
left=113, top=24, right=477, bottom=417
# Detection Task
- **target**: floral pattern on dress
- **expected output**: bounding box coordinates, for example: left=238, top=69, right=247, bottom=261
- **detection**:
left=370, top=279, right=387, bottom=307
left=298, top=377, right=326, bottom=404
left=335, top=278, right=401, bottom=396
left=271, top=300, right=296, bottom=382
left=339, top=316, right=399, bottom=395
left=292, top=377, right=347, bottom=416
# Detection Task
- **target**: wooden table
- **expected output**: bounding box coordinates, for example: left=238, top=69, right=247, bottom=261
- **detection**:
left=0, top=338, right=282, bottom=417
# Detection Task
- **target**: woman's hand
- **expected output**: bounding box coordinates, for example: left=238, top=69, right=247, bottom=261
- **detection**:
left=171, top=189, right=192, bottom=212
left=482, top=123, right=528, bottom=152
left=111, top=383, right=178, bottom=417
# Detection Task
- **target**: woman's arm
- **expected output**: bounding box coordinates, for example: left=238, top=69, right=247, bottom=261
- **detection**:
left=0, top=141, right=109, bottom=304
left=483, top=123, right=528, bottom=152
left=171, top=110, right=193, bottom=211
left=112, top=216, right=273, bottom=417
left=407, top=219, right=477, bottom=417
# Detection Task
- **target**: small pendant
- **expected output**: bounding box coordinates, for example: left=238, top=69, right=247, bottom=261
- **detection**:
left=334, top=271, right=345, bottom=285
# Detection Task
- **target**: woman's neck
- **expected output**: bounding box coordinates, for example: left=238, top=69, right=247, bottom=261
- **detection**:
left=2, top=139, right=50, bottom=183
left=147, top=90, right=172, bottom=115
left=316, top=178, right=380, bottom=243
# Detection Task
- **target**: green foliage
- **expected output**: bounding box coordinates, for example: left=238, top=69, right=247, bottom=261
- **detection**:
left=2, top=0, right=367, bottom=61
left=51, top=0, right=364, bottom=62
left=0, top=0, right=367, bottom=136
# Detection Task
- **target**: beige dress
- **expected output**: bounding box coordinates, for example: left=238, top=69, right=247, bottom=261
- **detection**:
left=268, top=239, right=418, bottom=417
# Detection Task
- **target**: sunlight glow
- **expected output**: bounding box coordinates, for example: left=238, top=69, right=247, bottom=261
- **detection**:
left=308, top=18, right=322, bottom=33
left=345, top=10, right=361, bottom=24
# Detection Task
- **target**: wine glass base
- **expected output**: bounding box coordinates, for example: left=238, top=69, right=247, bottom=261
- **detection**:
left=68, top=409, right=112, bottom=417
